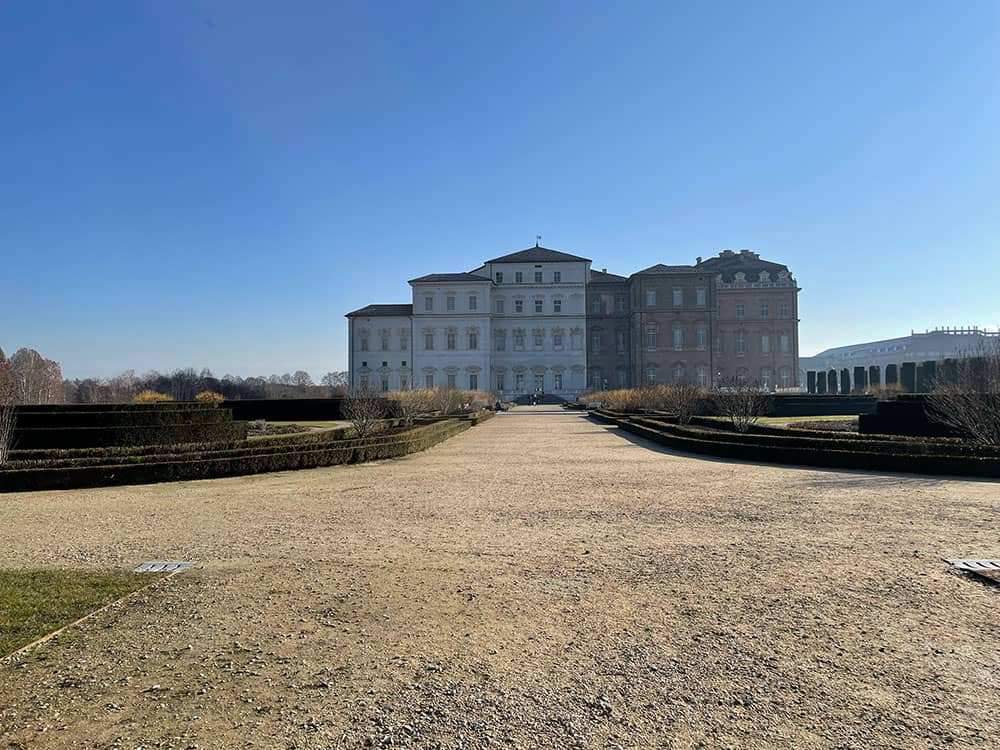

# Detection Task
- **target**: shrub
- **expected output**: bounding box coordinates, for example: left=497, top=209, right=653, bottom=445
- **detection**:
left=926, top=339, right=1000, bottom=447
left=133, top=390, right=174, bottom=403
left=711, top=378, right=771, bottom=433
left=195, top=391, right=224, bottom=404
left=344, top=388, right=387, bottom=438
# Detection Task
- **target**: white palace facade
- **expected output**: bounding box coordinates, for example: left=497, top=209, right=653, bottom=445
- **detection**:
left=346, top=246, right=591, bottom=399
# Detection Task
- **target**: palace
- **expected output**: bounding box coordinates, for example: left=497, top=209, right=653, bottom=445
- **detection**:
left=346, top=245, right=800, bottom=399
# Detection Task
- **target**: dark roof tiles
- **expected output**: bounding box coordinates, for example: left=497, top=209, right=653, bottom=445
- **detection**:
left=408, top=273, right=491, bottom=283
left=486, top=246, right=591, bottom=264
left=345, top=303, right=413, bottom=318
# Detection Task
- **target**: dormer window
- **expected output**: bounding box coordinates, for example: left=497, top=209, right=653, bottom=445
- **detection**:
left=759, top=271, right=770, bottom=282
left=735, top=272, right=746, bottom=283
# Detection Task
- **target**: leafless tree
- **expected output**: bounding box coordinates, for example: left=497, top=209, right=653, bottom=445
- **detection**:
left=0, top=347, right=16, bottom=463
left=663, top=384, right=706, bottom=425
left=291, top=370, right=314, bottom=387
left=926, top=338, right=1000, bottom=446
left=344, top=386, right=387, bottom=439
left=712, top=377, right=772, bottom=433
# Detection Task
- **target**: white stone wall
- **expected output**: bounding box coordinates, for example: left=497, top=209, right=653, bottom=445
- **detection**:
left=410, top=280, right=492, bottom=391
left=349, top=315, right=413, bottom=392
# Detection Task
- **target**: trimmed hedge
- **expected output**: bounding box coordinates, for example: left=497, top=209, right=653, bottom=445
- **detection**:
left=13, top=408, right=233, bottom=428
left=0, top=419, right=470, bottom=493
left=591, top=411, right=1000, bottom=478
left=222, top=398, right=349, bottom=421
left=12, top=421, right=249, bottom=450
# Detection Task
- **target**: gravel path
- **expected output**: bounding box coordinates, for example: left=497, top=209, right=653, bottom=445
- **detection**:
left=2, top=406, right=999, bottom=748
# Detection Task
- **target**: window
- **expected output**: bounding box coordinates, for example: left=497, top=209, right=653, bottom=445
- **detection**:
left=534, top=373, right=544, bottom=392
left=673, top=326, right=683, bottom=351
left=515, top=271, right=523, bottom=283
left=761, top=334, right=771, bottom=354
left=780, top=334, right=790, bottom=353
left=400, top=333, right=407, bottom=350
left=515, top=373, right=524, bottom=391
left=469, top=373, right=478, bottom=390
left=495, top=331, right=506, bottom=351
left=760, top=302, right=768, bottom=318
left=591, top=332, right=601, bottom=352
left=615, top=295, right=626, bottom=312
left=446, top=331, right=456, bottom=350
left=696, top=287, right=706, bottom=306
left=469, top=331, right=478, bottom=349
left=715, top=334, right=723, bottom=354
left=469, top=295, right=477, bottom=311
left=514, top=331, right=525, bottom=350
left=447, top=371, right=456, bottom=388
left=360, top=335, right=369, bottom=352
left=779, top=302, right=789, bottom=318
left=495, top=272, right=503, bottom=284
left=381, top=377, right=389, bottom=393
left=534, top=299, right=543, bottom=313
left=425, top=373, right=434, bottom=388
left=553, top=332, right=563, bottom=349
left=590, top=368, right=603, bottom=389
left=646, top=289, right=656, bottom=307
left=515, top=299, right=523, bottom=313
left=553, top=298, right=561, bottom=313
left=673, top=288, right=683, bottom=307
left=496, top=372, right=505, bottom=390
left=673, top=363, right=685, bottom=383
left=424, top=332, right=434, bottom=350
left=645, top=366, right=656, bottom=384
left=424, top=296, right=433, bottom=311
left=554, top=372, right=563, bottom=390
left=696, top=327, right=707, bottom=350
left=591, top=297, right=601, bottom=313
left=696, top=365, right=709, bottom=388
left=617, top=367, right=627, bottom=387
left=736, top=331, right=747, bottom=355
left=737, top=367, right=749, bottom=385
left=533, top=331, right=544, bottom=349
left=495, top=299, right=504, bottom=313
left=400, top=375, right=408, bottom=390
left=534, top=271, right=542, bottom=283
left=735, top=303, right=745, bottom=319
left=616, top=330, right=626, bottom=353
left=761, top=367, right=772, bottom=389
left=645, top=326, right=657, bottom=349
left=553, top=271, right=561, bottom=283
left=446, top=296, right=455, bottom=311
left=360, top=374, right=369, bottom=390
left=380, top=332, right=389, bottom=351
left=780, top=367, right=792, bottom=388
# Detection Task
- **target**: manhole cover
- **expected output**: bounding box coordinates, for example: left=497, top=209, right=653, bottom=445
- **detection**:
left=134, top=561, right=193, bottom=573
left=945, top=559, right=1000, bottom=585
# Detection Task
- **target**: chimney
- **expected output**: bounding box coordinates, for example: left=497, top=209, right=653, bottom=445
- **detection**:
left=695, top=256, right=702, bottom=264
left=602, top=268, right=607, bottom=274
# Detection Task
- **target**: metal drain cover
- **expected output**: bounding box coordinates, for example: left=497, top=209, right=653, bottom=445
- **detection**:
left=945, top=559, right=1000, bottom=585
left=134, top=561, right=193, bottom=573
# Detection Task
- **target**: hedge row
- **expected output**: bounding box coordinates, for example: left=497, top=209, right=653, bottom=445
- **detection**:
left=14, top=402, right=216, bottom=413
left=12, top=421, right=249, bottom=450
left=591, top=411, right=1000, bottom=478
left=13, top=408, right=236, bottom=429
left=0, top=419, right=470, bottom=492
left=684, top=416, right=972, bottom=447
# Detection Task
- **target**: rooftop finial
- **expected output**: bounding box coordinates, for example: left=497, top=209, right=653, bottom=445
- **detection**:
left=535, top=235, right=541, bottom=247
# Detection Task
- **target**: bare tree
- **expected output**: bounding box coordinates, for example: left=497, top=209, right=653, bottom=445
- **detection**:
left=343, top=387, right=387, bottom=439
left=711, top=378, right=772, bottom=433
left=663, top=384, right=706, bottom=425
left=926, top=338, right=1000, bottom=446
left=0, top=347, right=16, bottom=463
left=291, top=370, right=314, bottom=387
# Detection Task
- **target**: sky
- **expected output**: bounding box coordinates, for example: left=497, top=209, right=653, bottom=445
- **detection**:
left=2, top=1, right=998, bottom=380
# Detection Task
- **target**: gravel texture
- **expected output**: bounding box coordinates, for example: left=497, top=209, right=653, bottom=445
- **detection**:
left=1, top=406, right=999, bottom=748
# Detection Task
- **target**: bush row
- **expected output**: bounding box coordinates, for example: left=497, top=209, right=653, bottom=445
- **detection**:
left=591, top=411, right=1000, bottom=478
left=0, top=420, right=470, bottom=492
left=11, top=421, right=249, bottom=450
left=13, top=408, right=236, bottom=428
left=15, top=402, right=216, bottom=413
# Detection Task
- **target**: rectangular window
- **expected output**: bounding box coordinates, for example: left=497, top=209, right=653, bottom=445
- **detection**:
left=425, top=374, right=434, bottom=388
left=424, top=333, right=434, bottom=350
left=469, top=373, right=478, bottom=390
left=761, top=334, right=771, bottom=354
left=716, top=334, right=723, bottom=354
left=515, top=373, right=524, bottom=391
left=424, top=296, right=433, bottom=311
left=645, top=327, right=657, bottom=349
left=535, top=373, right=544, bottom=392
left=515, top=271, right=523, bottom=283
left=760, top=302, right=768, bottom=318
left=400, top=375, right=408, bottom=390
left=469, top=332, right=478, bottom=349
left=615, top=295, right=626, bottom=312
left=696, top=327, right=707, bottom=350
left=381, top=377, right=389, bottom=393
left=673, top=326, right=683, bottom=351
left=495, top=299, right=504, bottom=313
left=495, top=272, right=503, bottom=284
left=616, top=330, right=626, bottom=353
left=553, top=332, right=563, bottom=349
left=447, top=372, right=456, bottom=388
left=553, top=298, right=561, bottom=313
left=673, top=288, right=683, bottom=307
left=737, top=332, right=746, bottom=355
left=515, top=299, right=523, bottom=313
left=779, top=302, right=789, bottom=318
left=360, top=336, right=368, bottom=352
left=514, top=332, right=525, bottom=350
left=617, top=368, right=627, bottom=387
left=446, top=332, right=456, bottom=350
left=735, top=303, right=745, bottom=319
left=496, top=372, right=505, bottom=391
left=554, top=372, right=563, bottom=390
left=696, top=287, right=706, bottom=306
left=591, top=332, right=601, bottom=352
left=780, top=334, right=790, bottom=353
left=534, top=271, right=542, bottom=283
left=553, top=271, right=561, bottom=283
left=646, top=289, right=656, bottom=307
left=696, top=366, right=708, bottom=387
left=591, top=298, right=601, bottom=313
left=534, top=299, right=543, bottom=313
left=400, top=334, right=407, bottom=350
left=469, top=295, right=477, bottom=311
left=534, top=332, right=544, bottom=349
left=446, top=296, right=455, bottom=311
left=495, top=332, right=506, bottom=351
left=380, top=334, right=389, bottom=351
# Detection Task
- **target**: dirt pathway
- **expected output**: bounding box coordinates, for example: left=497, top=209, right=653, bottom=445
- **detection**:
left=1, top=407, right=999, bottom=748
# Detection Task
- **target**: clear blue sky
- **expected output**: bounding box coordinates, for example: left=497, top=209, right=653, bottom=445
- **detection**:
left=3, top=1, right=998, bottom=380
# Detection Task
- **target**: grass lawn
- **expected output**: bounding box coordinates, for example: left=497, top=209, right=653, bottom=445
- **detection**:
left=267, top=421, right=350, bottom=428
left=697, top=414, right=859, bottom=425
left=0, top=569, right=159, bottom=657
